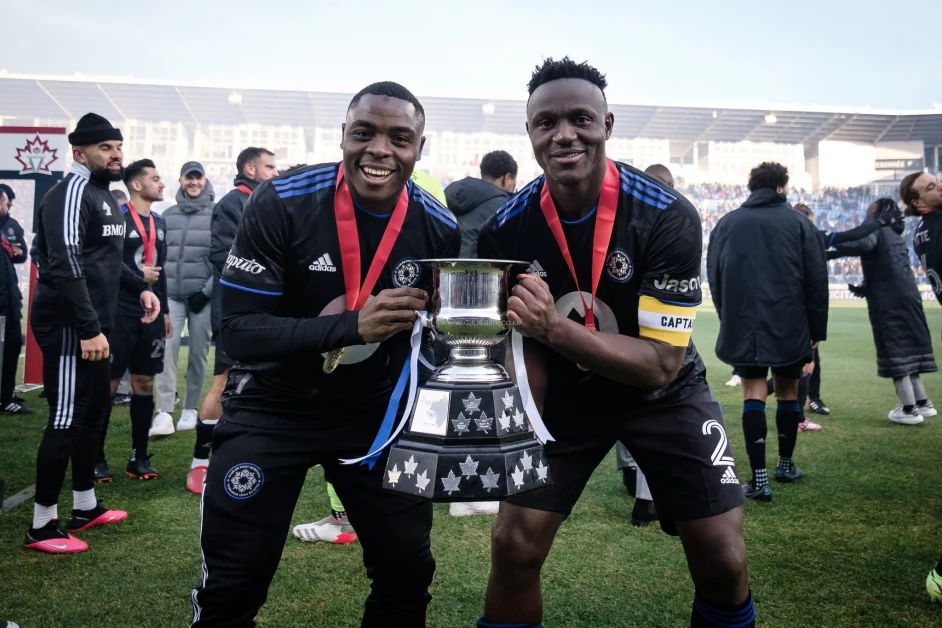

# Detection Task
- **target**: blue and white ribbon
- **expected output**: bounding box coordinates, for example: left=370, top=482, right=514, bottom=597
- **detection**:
left=511, top=330, right=554, bottom=444
left=340, top=314, right=427, bottom=467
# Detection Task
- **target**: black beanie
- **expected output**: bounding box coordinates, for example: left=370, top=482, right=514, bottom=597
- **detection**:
left=68, top=113, right=123, bottom=146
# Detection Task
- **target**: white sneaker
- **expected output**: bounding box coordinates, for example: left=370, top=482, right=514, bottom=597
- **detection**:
left=149, top=411, right=176, bottom=437
left=917, top=401, right=938, bottom=418
left=177, top=409, right=198, bottom=431
left=449, top=501, right=499, bottom=517
left=725, top=375, right=741, bottom=387
left=889, top=407, right=924, bottom=425
left=293, top=514, right=357, bottom=544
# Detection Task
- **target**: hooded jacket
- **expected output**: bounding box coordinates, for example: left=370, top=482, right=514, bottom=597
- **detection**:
left=707, top=187, right=829, bottom=368
left=828, top=219, right=936, bottom=378
left=162, top=180, right=215, bottom=301
left=444, top=177, right=510, bottom=258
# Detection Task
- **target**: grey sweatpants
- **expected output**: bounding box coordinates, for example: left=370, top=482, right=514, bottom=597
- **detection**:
left=156, top=298, right=212, bottom=413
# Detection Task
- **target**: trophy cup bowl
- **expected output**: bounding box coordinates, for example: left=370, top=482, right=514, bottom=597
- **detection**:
left=382, top=259, right=553, bottom=502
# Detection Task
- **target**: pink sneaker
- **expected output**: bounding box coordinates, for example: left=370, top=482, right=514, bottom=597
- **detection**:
left=798, top=418, right=822, bottom=432
left=66, top=504, right=128, bottom=532
left=24, top=521, right=89, bottom=554
left=187, top=466, right=208, bottom=495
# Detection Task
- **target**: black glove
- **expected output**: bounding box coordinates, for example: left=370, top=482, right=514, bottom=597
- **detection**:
left=876, top=204, right=903, bottom=226
left=188, top=291, right=211, bottom=314
left=848, top=283, right=866, bottom=299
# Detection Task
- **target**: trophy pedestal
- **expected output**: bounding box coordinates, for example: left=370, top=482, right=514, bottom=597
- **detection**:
left=383, top=380, right=551, bottom=502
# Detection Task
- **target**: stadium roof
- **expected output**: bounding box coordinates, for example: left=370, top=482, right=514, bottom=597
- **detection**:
left=2, top=73, right=941, bottom=160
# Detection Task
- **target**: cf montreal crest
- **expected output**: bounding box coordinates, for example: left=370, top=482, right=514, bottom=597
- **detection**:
left=224, top=463, right=264, bottom=499
left=605, top=249, right=633, bottom=283
left=392, top=258, right=421, bottom=287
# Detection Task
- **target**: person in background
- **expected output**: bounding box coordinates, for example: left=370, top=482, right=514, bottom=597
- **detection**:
left=411, top=168, right=448, bottom=205
left=152, top=161, right=215, bottom=436
left=185, top=147, right=276, bottom=494
left=708, top=162, right=828, bottom=502
left=0, top=184, right=30, bottom=414
left=96, top=159, right=171, bottom=482
left=445, top=150, right=517, bottom=258
left=827, top=198, right=937, bottom=425
left=111, top=189, right=128, bottom=206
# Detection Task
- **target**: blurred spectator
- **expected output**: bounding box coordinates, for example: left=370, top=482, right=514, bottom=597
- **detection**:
left=0, top=185, right=30, bottom=414
left=152, top=162, right=215, bottom=436
left=444, top=150, right=517, bottom=258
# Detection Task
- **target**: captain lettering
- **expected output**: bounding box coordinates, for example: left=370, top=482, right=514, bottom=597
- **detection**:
left=103, top=224, right=125, bottom=237
left=661, top=315, right=693, bottom=330
left=915, top=230, right=930, bottom=246
left=226, top=254, right=266, bottom=275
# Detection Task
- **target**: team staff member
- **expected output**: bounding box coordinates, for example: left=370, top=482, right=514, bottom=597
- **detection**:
left=190, top=82, right=460, bottom=627
left=183, top=147, right=277, bottom=493
left=97, top=159, right=172, bottom=482
left=0, top=185, right=29, bottom=414
left=478, top=59, right=752, bottom=628
left=25, top=113, right=159, bottom=554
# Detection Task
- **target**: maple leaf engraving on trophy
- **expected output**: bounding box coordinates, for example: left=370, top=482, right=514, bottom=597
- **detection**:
left=452, top=412, right=470, bottom=435
left=498, top=412, right=511, bottom=431
left=520, top=451, right=533, bottom=470
left=512, top=409, right=525, bottom=428
left=387, top=463, right=402, bottom=486
left=480, top=467, right=501, bottom=492
left=416, top=469, right=431, bottom=491
left=501, top=390, right=515, bottom=410
left=404, top=455, right=419, bottom=477
left=462, top=392, right=482, bottom=414
left=474, top=411, right=493, bottom=434
left=535, top=460, right=549, bottom=483
left=458, top=455, right=479, bottom=478
left=441, top=470, right=461, bottom=494
left=511, top=465, right=526, bottom=488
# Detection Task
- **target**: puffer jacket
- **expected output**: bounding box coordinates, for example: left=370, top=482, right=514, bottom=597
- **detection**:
left=162, top=180, right=215, bottom=301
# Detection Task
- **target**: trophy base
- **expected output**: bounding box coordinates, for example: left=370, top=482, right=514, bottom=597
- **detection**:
left=382, top=380, right=552, bottom=502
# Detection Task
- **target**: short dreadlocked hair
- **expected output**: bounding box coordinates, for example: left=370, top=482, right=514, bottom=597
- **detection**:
left=527, top=57, right=607, bottom=98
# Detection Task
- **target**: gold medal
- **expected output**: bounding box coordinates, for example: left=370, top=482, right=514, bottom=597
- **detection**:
left=323, top=347, right=346, bottom=374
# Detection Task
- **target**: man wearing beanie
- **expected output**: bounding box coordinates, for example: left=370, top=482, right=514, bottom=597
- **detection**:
left=25, top=113, right=161, bottom=554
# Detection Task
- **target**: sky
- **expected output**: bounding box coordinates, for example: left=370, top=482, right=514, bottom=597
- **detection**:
left=0, top=0, right=937, bottom=110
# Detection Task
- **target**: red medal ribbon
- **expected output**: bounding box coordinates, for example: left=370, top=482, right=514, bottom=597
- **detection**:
left=334, top=164, right=411, bottom=312
left=127, top=202, right=156, bottom=266
left=538, top=159, right=619, bottom=331
left=236, top=183, right=253, bottom=196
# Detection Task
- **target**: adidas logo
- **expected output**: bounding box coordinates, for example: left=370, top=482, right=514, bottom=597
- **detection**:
left=128, top=230, right=140, bottom=239
left=310, top=253, right=337, bottom=272
left=720, top=467, right=739, bottom=485
left=526, top=260, right=547, bottom=278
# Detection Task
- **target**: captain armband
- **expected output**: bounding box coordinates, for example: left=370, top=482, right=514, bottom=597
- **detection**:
left=637, top=295, right=697, bottom=347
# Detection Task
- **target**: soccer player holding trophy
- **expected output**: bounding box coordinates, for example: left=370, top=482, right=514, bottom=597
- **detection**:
left=475, top=58, right=754, bottom=628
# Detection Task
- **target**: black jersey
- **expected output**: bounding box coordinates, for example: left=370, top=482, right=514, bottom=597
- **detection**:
left=913, top=211, right=942, bottom=302
left=116, top=204, right=169, bottom=318
left=478, top=160, right=705, bottom=407
left=32, top=162, right=150, bottom=339
left=219, top=162, right=461, bottom=421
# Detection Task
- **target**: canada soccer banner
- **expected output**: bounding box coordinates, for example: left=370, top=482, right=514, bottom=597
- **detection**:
left=0, top=127, right=68, bottom=386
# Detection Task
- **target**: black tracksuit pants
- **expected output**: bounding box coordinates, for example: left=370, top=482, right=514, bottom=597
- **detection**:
left=190, top=408, right=435, bottom=628
left=34, top=326, right=111, bottom=506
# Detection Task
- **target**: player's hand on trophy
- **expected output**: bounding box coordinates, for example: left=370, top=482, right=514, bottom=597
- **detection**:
left=508, top=274, right=560, bottom=339
left=358, top=288, right=428, bottom=343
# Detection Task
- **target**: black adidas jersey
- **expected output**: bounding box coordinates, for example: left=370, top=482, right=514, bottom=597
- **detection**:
left=117, top=204, right=169, bottom=318
left=914, top=211, right=942, bottom=303
left=220, top=162, right=461, bottom=420
left=478, top=160, right=706, bottom=406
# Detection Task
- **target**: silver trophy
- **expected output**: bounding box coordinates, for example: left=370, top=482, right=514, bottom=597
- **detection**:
left=383, top=259, right=552, bottom=501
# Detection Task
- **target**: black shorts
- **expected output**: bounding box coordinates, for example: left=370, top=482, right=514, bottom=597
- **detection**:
left=736, top=361, right=805, bottom=381
left=507, top=384, right=745, bottom=532
left=109, top=315, right=166, bottom=378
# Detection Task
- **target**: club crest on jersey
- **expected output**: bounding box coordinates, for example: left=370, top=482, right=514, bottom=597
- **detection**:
left=224, top=463, right=264, bottom=499
left=392, top=258, right=421, bottom=287
left=5, top=228, right=14, bottom=237
left=101, top=202, right=112, bottom=216
left=157, top=229, right=165, bottom=241
left=605, top=248, right=633, bottom=283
